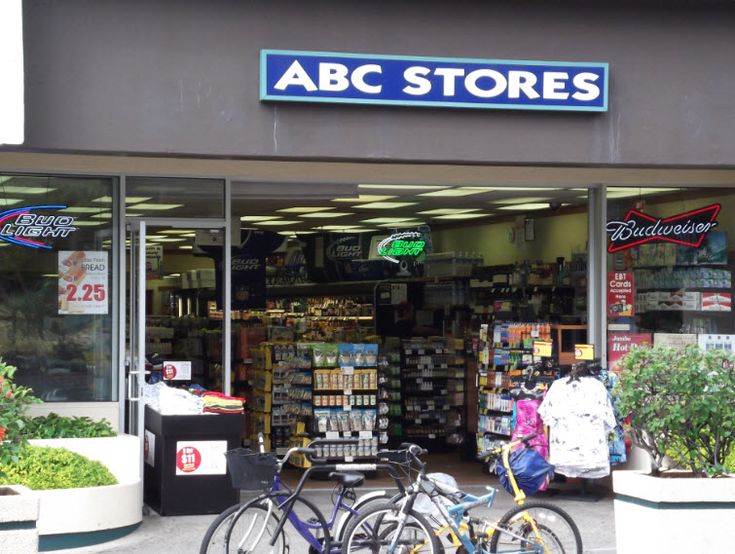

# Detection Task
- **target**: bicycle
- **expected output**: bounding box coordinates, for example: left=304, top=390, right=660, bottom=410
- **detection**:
left=341, top=434, right=582, bottom=554
left=200, top=435, right=407, bottom=554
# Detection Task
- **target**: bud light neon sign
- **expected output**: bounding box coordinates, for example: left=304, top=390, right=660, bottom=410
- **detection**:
left=378, top=232, right=426, bottom=264
left=0, top=205, right=77, bottom=249
left=606, top=204, right=720, bottom=253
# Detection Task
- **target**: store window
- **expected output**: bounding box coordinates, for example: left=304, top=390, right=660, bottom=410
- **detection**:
left=606, top=186, right=734, bottom=370
left=0, top=174, right=117, bottom=401
left=125, top=177, right=225, bottom=218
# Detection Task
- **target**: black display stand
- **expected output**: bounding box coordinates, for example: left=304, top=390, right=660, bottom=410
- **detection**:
left=144, top=405, right=244, bottom=515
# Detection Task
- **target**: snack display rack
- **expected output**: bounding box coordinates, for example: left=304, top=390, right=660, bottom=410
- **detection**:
left=312, top=343, right=380, bottom=461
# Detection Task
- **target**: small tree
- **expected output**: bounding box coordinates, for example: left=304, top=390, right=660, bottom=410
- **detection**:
left=616, top=344, right=735, bottom=478
left=0, top=360, right=40, bottom=469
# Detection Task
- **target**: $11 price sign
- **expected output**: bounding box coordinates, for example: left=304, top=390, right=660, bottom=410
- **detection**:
left=58, top=251, right=109, bottom=315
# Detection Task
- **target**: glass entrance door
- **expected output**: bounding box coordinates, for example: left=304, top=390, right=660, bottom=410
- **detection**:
left=125, top=219, right=227, bottom=475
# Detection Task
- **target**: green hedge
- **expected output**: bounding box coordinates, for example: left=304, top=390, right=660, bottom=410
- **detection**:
left=23, top=413, right=116, bottom=439
left=0, top=445, right=117, bottom=490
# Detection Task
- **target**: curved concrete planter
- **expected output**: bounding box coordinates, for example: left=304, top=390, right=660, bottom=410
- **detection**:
left=28, top=435, right=142, bottom=551
left=614, top=470, right=735, bottom=554
left=0, top=485, right=40, bottom=553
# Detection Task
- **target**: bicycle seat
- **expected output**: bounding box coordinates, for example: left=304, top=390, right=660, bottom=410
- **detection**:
left=328, top=472, right=364, bottom=488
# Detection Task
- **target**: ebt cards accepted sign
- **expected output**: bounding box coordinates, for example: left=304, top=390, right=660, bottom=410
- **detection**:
left=261, top=50, right=608, bottom=112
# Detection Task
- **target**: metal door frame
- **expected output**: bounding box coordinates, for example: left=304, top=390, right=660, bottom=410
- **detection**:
left=123, top=212, right=231, bottom=480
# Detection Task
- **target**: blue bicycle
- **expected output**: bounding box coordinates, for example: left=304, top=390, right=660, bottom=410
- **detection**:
left=200, top=436, right=406, bottom=554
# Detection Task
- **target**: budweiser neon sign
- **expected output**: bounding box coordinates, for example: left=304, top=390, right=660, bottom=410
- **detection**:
left=0, top=205, right=77, bottom=249
left=606, top=204, right=720, bottom=253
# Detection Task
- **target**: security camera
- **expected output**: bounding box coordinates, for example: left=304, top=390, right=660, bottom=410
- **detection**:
left=549, top=200, right=562, bottom=211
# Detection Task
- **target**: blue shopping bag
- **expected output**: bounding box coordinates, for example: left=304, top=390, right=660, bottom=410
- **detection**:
left=497, top=447, right=554, bottom=496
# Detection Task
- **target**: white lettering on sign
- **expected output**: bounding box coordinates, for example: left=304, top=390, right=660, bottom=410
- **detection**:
left=276, top=64, right=601, bottom=103
left=274, top=60, right=318, bottom=91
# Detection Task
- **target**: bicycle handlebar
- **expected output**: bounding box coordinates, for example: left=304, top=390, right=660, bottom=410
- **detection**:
left=476, top=433, right=538, bottom=461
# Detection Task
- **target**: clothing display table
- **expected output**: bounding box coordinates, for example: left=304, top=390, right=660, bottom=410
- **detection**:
left=143, top=405, right=244, bottom=515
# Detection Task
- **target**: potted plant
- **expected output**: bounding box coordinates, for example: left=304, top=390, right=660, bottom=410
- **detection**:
left=0, top=360, right=142, bottom=550
left=613, top=344, right=735, bottom=554
left=0, top=360, right=41, bottom=552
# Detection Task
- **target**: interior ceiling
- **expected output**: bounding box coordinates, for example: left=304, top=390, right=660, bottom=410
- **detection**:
left=1, top=151, right=734, bottom=251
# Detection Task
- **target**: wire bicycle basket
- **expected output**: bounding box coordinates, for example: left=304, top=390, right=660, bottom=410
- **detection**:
left=225, top=448, right=278, bottom=490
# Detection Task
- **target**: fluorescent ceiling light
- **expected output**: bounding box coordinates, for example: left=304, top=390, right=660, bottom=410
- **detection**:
left=129, top=203, right=184, bottom=210
left=160, top=229, right=196, bottom=235
left=377, top=222, right=424, bottom=227
left=300, top=212, right=353, bottom=219
left=361, top=217, right=417, bottom=224
left=359, top=184, right=447, bottom=191
left=419, top=187, right=492, bottom=197
left=314, top=225, right=362, bottom=230
left=256, top=220, right=302, bottom=226
left=164, top=273, right=181, bottom=278
left=0, top=186, right=56, bottom=194
left=481, top=187, right=562, bottom=192
left=433, top=213, right=492, bottom=220
left=240, top=215, right=281, bottom=222
left=352, top=201, right=418, bottom=209
left=73, top=221, right=105, bottom=226
left=315, top=227, right=375, bottom=233
left=61, top=207, right=105, bottom=213
left=41, top=273, right=60, bottom=278
left=497, top=203, right=551, bottom=211
left=92, top=196, right=152, bottom=204
left=418, top=208, right=481, bottom=215
left=0, top=198, right=23, bottom=206
left=290, top=231, right=318, bottom=235
left=179, top=233, right=196, bottom=237
left=277, top=206, right=334, bottom=213
left=607, top=187, right=679, bottom=198
left=150, top=238, right=186, bottom=243
left=126, top=213, right=143, bottom=218
left=178, top=245, right=193, bottom=250
left=493, top=197, right=550, bottom=205
left=91, top=212, right=112, bottom=219
left=332, top=195, right=397, bottom=203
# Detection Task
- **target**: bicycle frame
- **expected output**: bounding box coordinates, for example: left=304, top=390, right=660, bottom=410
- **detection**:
left=265, top=461, right=407, bottom=553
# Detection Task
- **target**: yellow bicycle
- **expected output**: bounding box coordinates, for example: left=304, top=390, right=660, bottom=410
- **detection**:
left=341, top=435, right=582, bottom=553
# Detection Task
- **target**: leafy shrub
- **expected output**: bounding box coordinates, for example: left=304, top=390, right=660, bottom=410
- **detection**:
left=24, top=413, right=116, bottom=439
left=616, top=344, right=735, bottom=477
left=0, top=360, right=41, bottom=468
left=0, top=445, right=117, bottom=490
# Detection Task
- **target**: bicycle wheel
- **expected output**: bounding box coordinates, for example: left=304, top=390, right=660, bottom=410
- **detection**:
left=200, top=501, right=285, bottom=554
left=228, top=494, right=330, bottom=554
left=488, top=501, right=582, bottom=554
left=223, top=497, right=289, bottom=554
left=341, top=500, right=441, bottom=554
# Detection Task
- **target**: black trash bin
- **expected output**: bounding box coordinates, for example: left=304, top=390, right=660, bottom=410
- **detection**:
left=144, top=405, right=244, bottom=515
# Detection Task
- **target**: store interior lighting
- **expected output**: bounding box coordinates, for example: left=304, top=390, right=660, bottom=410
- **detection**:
left=0, top=186, right=56, bottom=194
left=277, top=207, right=335, bottom=213
left=498, top=203, right=555, bottom=211
left=351, top=201, right=418, bottom=209
left=129, top=203, right=184, bottom=210
left=332, top=195, right=397, bottom=202
left=433, top=213, right=493, bottom=220
left=299, top=212, right=353, bottom=219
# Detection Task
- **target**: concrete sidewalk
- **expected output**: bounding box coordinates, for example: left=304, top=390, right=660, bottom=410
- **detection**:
left=57, top=484, right=617, bottom=554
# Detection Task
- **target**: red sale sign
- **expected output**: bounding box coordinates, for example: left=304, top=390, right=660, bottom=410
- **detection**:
left=176, top=446, right=202, bottom=473
left=608, top=271, right=634, bottom=318
left=608, top=333, right=652, bottom=373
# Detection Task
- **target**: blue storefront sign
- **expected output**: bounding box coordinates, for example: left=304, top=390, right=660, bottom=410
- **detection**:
left=260, top=50, right=608, bottom=112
